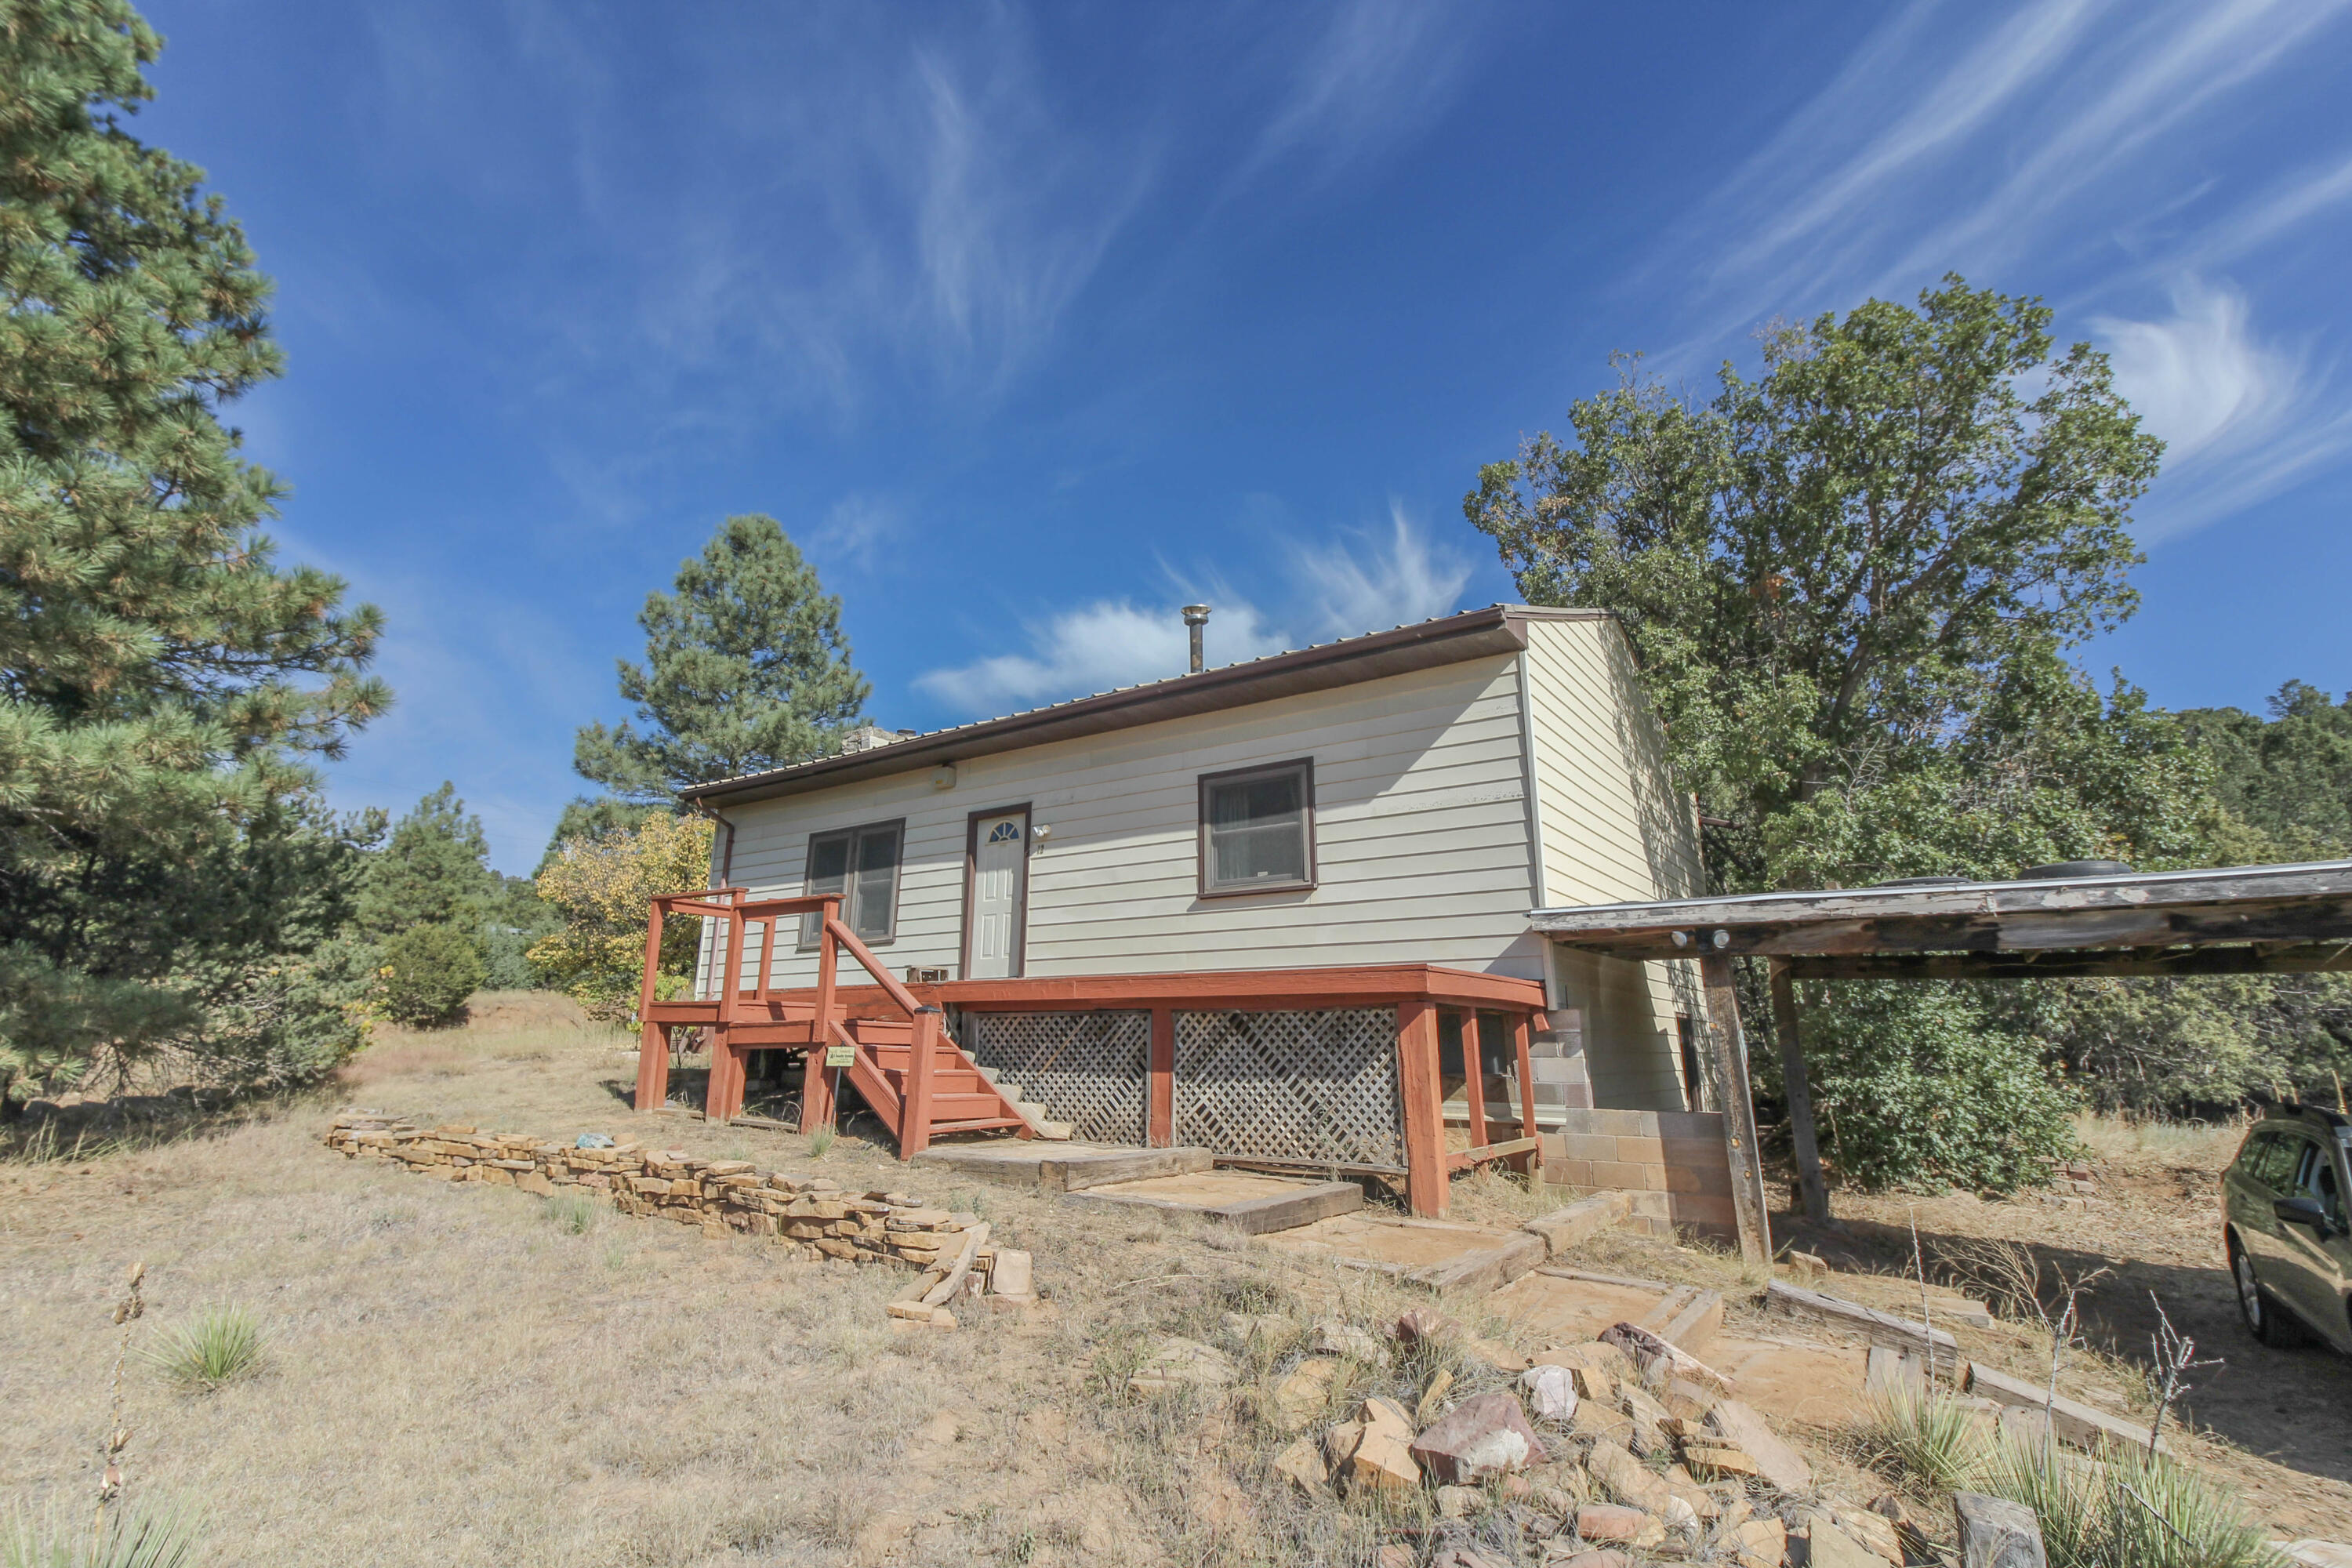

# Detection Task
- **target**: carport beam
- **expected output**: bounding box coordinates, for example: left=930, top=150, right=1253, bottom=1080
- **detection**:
left=1698, top=952, right=1772, bottom=1265
left=1769, top=959, right=1831, bottom=1224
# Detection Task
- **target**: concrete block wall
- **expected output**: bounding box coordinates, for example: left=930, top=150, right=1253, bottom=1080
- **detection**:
left=1538, top=1105, right=1735, bottom=1242
left=1526, top=1018, right=1593, bottom=1120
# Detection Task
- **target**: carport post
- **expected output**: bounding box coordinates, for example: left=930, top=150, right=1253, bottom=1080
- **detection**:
left=1697, top=952, right=1772, bottom=1265
left=1769, top=960, right=1831, bottom=1223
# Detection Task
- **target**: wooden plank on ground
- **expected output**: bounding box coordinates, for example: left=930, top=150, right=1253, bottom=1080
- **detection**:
left=1762, top=1280, right=1962, bottom=1376
left=1519, top=1191, right=1632, bottom=1256
left=1965, top=1363, right=2161, bottom=1454
left=1037, top=1146, right=1214, bottom=1192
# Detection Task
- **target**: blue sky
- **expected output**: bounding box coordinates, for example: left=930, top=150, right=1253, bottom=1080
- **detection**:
left=133, top=0, right=2352, bottom=873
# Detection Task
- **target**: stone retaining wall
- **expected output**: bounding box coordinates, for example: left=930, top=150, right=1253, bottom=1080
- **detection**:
left=323, top=1111, right=991, bottom=1272
left=1538, top=1107, right=1736, bottom=1242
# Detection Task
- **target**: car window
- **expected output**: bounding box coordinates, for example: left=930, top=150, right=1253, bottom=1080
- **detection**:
left=2296, top=1142, right=2346, bottom=1226
left=2240, top=1131, right=2292, bottom=1192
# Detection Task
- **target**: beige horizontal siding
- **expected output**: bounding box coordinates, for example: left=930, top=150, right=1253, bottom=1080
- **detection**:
left=1521, top=619, right=1710, bottom=1109
left=709, top=655, right=1546, bottom=989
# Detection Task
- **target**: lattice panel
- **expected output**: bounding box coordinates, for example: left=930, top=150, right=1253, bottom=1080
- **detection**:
left=1174, top=1007, right=1404, bottom=1171
left=964, top=1011, right=1150, bottom=1145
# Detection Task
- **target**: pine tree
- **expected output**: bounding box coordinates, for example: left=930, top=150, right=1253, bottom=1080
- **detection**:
left=0, top=2, right=386, bottom=1103
left=573, top=514, right=867, bottom=803
left=358, top=784, right=496, bottom=936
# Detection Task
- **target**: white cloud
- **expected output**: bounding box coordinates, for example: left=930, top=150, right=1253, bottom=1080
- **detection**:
left=1657, top=0, right=2352, bottom=360
left=2095, top=278, right=2352, bottom=537
left=811, top=493, right=906, bottom=574
left=1247, top=0, right=1473, bottom=184
left=912, top=599, right=1290, bottom=713
left=912, top=507, right=1473, bottom=717
left=1289, top=503, right=1474, bottom=637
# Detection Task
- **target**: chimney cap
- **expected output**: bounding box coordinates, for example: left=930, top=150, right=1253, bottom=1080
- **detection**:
left=1181, top=603, right=1212, bottom=624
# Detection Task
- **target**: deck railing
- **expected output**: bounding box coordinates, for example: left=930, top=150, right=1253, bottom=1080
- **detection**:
left=637, top=887, right=952, bottom=1151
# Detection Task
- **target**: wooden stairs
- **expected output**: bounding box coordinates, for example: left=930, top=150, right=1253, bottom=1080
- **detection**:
left=841, top=1018, right=1073, bottom=1142
left=636, top=887, right=1071, bottom=1159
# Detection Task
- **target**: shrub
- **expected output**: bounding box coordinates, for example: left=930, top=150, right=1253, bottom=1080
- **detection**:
left=2, top=1497, right=201, bottom=1568
left=141, top=1306, right=266, bottom=1392
left=528, top=812, right=713, bottom=1022
left=377, top=922, right=486, bottom=1028
left=1795, top=980, right=2080, bottom=1192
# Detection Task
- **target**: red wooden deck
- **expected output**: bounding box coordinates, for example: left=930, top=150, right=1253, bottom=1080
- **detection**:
left=633, top=888, right=1548, bottom=1217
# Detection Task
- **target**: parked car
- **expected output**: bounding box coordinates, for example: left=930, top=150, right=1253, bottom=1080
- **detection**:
left=2223, top=1102, right=2352, bottom=1352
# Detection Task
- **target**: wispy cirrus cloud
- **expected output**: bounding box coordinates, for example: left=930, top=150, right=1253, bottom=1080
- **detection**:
left=2095, top=279, right=2352, bottom=539
left=1243, top=0, right=1479, bottom=187
left=1647, top=0, right=2352, bottom=537
left=912, top=506, right=1473, bottom=716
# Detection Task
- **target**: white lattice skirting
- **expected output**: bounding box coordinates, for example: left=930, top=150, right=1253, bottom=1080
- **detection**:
left=1174, top=1007, right=1405, bottom=1171
left=964, top=1011, right=1150, bottom=1145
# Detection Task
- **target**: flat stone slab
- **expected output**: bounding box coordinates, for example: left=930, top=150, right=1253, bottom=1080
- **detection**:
left=1260, top=1211, right=1548, bottom=1294
left=909, top=1139, right=1211, bottom=1191
left=1067, top=1171, right=1363, bottom=1234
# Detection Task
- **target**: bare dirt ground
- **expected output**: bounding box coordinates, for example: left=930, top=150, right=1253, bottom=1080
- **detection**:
left=3, top=1003, right=2331, bottom=1561
left=1776, top=1117, right=2352, bottom=1541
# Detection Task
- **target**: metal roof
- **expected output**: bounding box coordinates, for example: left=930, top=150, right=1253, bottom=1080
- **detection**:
left=685, top=604, right=1610, bottom=808
left=1530, top=859, right=2352, bottom=978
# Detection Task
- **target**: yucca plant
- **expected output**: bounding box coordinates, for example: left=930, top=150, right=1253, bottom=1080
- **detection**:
left=543, top=1191, right=602, bottom=1235
left=1976, top=1435, right=2285, bottom=1568
left=140, top=1308, right=265, bottom=1393
left=2, top=1498, right=202, bottom=1568
left=1853, top=1388, right=1994, bottom=1494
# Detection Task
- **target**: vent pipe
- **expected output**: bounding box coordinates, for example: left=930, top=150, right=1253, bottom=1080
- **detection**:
left=1181, top=604, right=1211, bottom=673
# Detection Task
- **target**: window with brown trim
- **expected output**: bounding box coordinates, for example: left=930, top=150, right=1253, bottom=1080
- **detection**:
left=1198, top=759, right=1315, bottom=895
left=799, top=819, right=903, bottom=946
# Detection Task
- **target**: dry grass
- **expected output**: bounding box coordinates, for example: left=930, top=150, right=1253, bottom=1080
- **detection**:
left=0, top=1003, right=1570, bottom=1567
left=2071, top=1111, right=2247, bottom=1173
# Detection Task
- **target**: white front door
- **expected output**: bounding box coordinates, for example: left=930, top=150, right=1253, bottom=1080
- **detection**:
left=967, top=811, right=1028, bottom=979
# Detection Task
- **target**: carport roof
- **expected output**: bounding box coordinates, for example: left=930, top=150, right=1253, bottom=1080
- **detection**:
left=1529, top=859, right=2352, bottom=979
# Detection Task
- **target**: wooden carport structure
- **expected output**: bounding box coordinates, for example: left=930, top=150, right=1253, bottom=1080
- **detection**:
left=1530, top=859, right=2352, bottom=1265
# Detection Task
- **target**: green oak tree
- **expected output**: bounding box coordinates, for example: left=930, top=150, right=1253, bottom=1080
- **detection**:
left=0, top=1, right=386, bottom=1106
left=572, top=514, right=869, bottom=805
left=1466, top=277, right=2209, bottom=1189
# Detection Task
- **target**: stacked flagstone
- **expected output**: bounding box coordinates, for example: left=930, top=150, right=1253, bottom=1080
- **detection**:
left=321, top=1110, right=1004, bottom=1273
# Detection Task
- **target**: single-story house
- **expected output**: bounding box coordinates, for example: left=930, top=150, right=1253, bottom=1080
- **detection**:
left=633, top=603, right=1737, bottom=1230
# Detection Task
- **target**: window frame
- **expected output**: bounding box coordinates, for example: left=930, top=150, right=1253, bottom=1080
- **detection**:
left=797, top=818, right=906, bottom=949
left=1196, top=757, right=1317, bottom=899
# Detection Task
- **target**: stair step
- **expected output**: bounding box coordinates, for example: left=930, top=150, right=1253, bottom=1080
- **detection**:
left=930, top=1116, right=1029, bottom=1134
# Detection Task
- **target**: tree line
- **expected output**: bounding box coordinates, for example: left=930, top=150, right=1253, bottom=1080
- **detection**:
left=3, top=3, right=2345, bottom=1193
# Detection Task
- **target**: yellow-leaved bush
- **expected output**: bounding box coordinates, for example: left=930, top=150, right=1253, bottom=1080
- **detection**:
left=529, top=812, right=714, bottom=1022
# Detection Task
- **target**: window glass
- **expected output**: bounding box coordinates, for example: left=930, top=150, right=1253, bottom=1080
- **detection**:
left=800, top=822, right=902, bottom=946
left=1203, top=764, right=1309, bottom=890
left=853, top=825, right=901, bottom=940
left=2313, top=1157, right=2345, bottom=1228
left=2241, top=1132, right=2292, bottom=1192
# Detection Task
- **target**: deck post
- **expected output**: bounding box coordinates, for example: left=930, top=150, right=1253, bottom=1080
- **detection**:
left=1148, top=1007, right=1175, bottom=1147
left=707, top=909, right=750, bottom=1123
left=1460, top=1009, right=1490, bottom=1153
left=636, top=1021, right=669, bottom=1112
left=1397, top=1000, right=1447, bottom=1218
left=1697, top=952, right=1772, bottom=1265
left=1509, top=1011, right=1539, bottom=1177
left=800, top=902, right=840, bottom=1135
left=901, top=1006, right=942, bottom=1159
left=633, top=899, right=669, bottom=1114
left=1769, top=960, right=1831, bottom=1224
